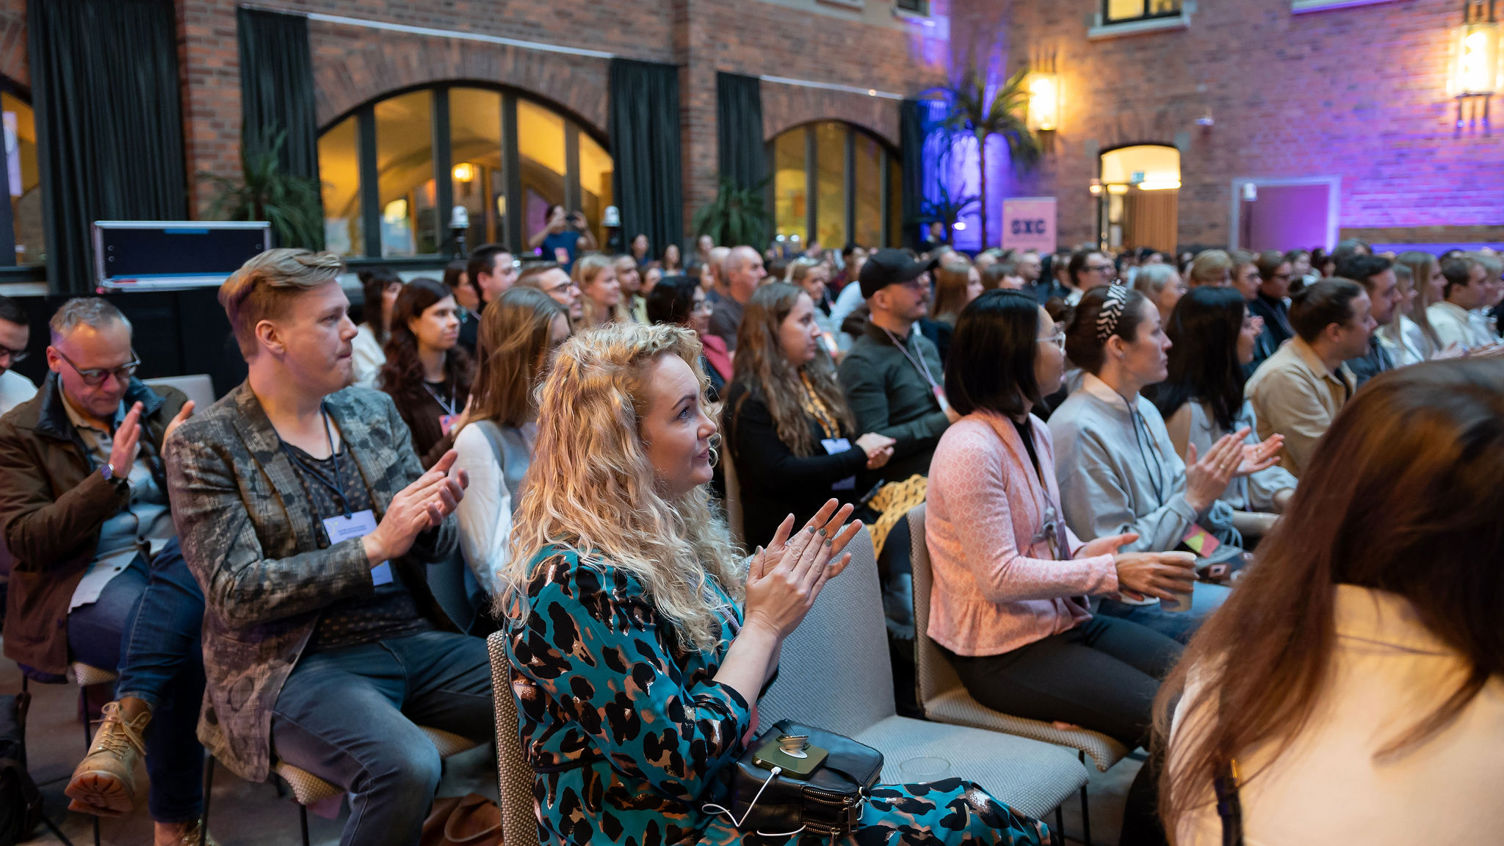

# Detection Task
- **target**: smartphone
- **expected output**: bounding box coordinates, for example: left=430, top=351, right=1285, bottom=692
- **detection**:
left=753, top=737, right=828, bottom=780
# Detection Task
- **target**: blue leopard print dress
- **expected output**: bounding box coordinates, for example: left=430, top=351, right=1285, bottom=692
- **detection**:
left=505, top=547, right=1051, bottom=845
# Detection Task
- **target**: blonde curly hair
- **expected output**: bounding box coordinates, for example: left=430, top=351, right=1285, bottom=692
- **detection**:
left=500, top=322, right=745, bottom=651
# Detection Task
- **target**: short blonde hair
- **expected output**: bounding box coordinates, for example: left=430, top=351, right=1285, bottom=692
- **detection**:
left=220, top=249, right=344, bottom=359
left=1188, top=249, right=1233, bottom=287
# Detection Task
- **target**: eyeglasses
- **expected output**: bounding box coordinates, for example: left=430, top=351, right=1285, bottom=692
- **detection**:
left=541, top=280, right=575, bottom=297
left=1086, top=264, right=1115, bottom=274
left=692, top=299, right=714, bottom=315
left=54, top=348, right=140, bottom=387
left=1037, top=331, right=1066, bottom=351
left=0, top=345, right=28, bottom=364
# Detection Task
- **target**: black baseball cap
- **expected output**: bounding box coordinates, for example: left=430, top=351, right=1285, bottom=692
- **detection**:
left=859, top=248, right=939, bottom=300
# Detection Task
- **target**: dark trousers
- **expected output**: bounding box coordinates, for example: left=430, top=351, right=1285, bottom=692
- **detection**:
left=270, top=630, right=492, bottom=846
left=67, top=538, right=207, bottom=823
left=941, top=615, right=1181, bottom=749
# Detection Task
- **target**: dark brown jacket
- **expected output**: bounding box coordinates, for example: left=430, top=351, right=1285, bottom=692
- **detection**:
left=0, top=374, right=187, bottom=675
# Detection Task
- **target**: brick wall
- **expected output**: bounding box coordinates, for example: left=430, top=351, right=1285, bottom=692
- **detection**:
left=0, top=0, right=24, bottom=90
left=951, top=0, right=1504, bottom=251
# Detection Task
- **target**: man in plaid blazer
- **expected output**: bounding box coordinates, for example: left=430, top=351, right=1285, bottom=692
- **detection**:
left=165, top=249, right=490, bottom=846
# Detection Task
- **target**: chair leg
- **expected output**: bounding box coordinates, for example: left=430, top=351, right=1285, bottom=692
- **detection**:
left=299, top=803, right=311, bottom=846
left=1078, top=750, right=1092, bottom=846
left=39, top=812, right=75, bottom=846
left=79, top=688, right=92, bottom=751
left=200, top=755, right=214, bottom=846
left=1053, top=804, right=1065, bottom=846
left=91, top=816, right=100, bottom=846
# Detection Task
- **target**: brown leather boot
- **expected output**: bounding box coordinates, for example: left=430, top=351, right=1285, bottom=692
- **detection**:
left=64, top=701, right=149, bottom=817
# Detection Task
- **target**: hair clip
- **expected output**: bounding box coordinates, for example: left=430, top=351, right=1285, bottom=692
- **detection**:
left=1096, top=284, right=1130, bottom=342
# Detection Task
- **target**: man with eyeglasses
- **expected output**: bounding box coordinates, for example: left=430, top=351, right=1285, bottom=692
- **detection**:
left=1066, top=248, right=1116, bottom=304
left=518, top=262, right=583, bottom=323
left=0, top=294, right=36, bottom=415
left=0, top=297, right=211, bottom=843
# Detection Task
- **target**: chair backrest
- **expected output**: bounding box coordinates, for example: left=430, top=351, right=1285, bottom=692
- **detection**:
left=906, top=504, right=966, bottom=708
left=486, top=631, right=540, bottom=846
left=144, top=374, right=216, bottom=410
left=756, top=526, right=895, bottom=736
left=720, top=443, right=745, bottom=544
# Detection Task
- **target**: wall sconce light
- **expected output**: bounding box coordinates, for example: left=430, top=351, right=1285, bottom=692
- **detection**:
left=1089, top=179, right=1103, bottom=196
left=452, top=162, right=477, bottom=183
left=1027, top=72, right=1062, bottom=132
left=1450, top=1, right=1501, bottom=132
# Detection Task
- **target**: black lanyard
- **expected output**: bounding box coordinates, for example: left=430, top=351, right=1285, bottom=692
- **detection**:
left=279, top=402, right=352, bottom=519
left=1120, top=393, right=1167, bottom=508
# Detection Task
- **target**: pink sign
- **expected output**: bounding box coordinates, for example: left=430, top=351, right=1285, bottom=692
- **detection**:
left=1001, top=198, right=1057, bottom=253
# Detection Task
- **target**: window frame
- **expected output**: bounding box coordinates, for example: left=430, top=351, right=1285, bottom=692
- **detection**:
left=1101, top=0, right=1184, bottom=25
left=766, top=121, right=901, bottom=251
left=1, top=76, right=38, bottom=271
left=318, top=82, right=612, bottom=260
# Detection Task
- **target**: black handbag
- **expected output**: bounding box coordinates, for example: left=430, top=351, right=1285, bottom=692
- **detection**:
left=707, top=719, right=884, bottom=838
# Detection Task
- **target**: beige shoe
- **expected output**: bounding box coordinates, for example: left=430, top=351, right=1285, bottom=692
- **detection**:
left=64, top=701, right=149, bottom=817
left=156, top=818, right=219, bottom=846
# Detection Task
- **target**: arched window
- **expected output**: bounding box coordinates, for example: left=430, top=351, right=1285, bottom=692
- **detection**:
left=769, top=121, right=901, bottom=251
left=1096, top=144, right=1180, bottom=253
left=318, top=84, right=613, bottom=258
left=1, top=81, right=42, bottom=267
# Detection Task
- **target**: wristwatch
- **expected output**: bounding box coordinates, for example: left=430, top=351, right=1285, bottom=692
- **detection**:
left=100, top=462, right=129, bottom=491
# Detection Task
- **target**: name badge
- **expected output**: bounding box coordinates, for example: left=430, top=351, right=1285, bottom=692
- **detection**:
left=553, top=247, right=571, bottom=264
left=821, top=437, right=856, bottom=491
left=440, top=413, right=458, bottom=436
left=323, top=509, right=393, bottom=586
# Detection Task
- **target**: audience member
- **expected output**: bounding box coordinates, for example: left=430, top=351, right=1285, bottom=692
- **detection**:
left=629, top=233, right=651, bottom=268
left=1336, top=254, right=1401, bottom=385
left=1133, top=263, right=1188, bottom=325
left=1282, top=248, right=1314, bottom=290
left=1309, top=247, right=1336, bottom=279
left=982, top=260, right=1027, bottom=291
left=1329, top=237, right=1370, bottom=269
left=1050, top=285, right=1279, bottom=641
left=787, top=256, right=836, bottom=338
left=1159, top=360, right=1504, bottom=844
left=1429, top=255, right=1492, bottom=351
left=0, top=298, right=206, bottom=844
left=453, top=287, right=568, bottom=599
left=1186, top=250, right=1232, bottom=288
left=1149, top=287, right=1297, bottom=542
left=443, top=258, right=480, bottom=354
left=707, top=245, right=766, bottom=350
left=1469, top=251, right=1503, bottom=343
left=1396, top=251, right=1447, bottom=359
left=1247, top=250, right=1296, bottom=364
left=829, top=246, right=873, bottom=340
left=662, top=241, right=684, bottom=272
left=380, top=278, right=474, bottom=468
left=527, top=205, right=596, bottom=270
left=466, top=243, right=518, bottom=306
left=926, top=289, right=1189, bottom=783
left=701, top=244, right=731, bottom=300
left=0, top=294, right=36, bottom=414
left=1376, top=262, right=1425, bottom=366
left=642, top=264, right=663, bottom=295
left=693, top=232, right=714, bottom=267
left=1245, top=278, right=1372, bottom=477
left=167, top=248, right=488, bottom=846
left=838, top=249, right=955, bottom=483
left=574, top=253, right=623, bottom=329
left=646, top=273, right=728, bottom=396
left=517, top=262, right=583, bottom=325
left=1063, top=247, right=1112, bottom=303
left=919, top=258, right=979, bottom=366
left=351, top=267, right=401, bottom=389
left=725, top=283, right=893, bottom=547
left=831, top=242, right=867, bottom=294
left=501, top=321, right=1049, bottom=845
left=613, top=254, right=647, bottom=323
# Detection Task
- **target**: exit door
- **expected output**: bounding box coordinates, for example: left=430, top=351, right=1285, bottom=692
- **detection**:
left=1230, top=177, right=1339, bottom=252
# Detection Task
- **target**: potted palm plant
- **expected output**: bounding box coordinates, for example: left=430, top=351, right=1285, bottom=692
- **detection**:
left=924, top=64, right=1041, bottom=249
left=199, top=129, right=324, bottom=249
left=692, top=177, right=771, bottom=248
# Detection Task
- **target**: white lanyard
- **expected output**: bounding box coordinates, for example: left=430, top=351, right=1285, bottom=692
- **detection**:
left=421, top=380, right=458, bottom=417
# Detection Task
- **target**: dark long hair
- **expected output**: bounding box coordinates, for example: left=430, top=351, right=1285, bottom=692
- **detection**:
left=729, top=282, right=853, bottom=456
left=945, top=290, right=1042, bottom=418
left=358, top=266, right=402, bottom=344
left=1063, top=284, right=1151, bottom=375
left=379, top=277, right=473, bottom=407
left=1156, top=360, right=1504, bottom=830
left=1147, top=286, right=1247, bottom=431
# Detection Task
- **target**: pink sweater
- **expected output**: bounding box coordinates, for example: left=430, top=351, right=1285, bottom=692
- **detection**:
left=926, top=412, right=1118, bottom=656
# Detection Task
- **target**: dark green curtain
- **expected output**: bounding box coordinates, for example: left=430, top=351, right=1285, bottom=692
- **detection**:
left=900, top=98, right=926, bottom=251
left=237, top=9, right=320, bottom=188
left=716, top=72, right=765, bottom=193
left=608, top=59, right=684, bottom=257
left=28, top=0, right=187, bottom=294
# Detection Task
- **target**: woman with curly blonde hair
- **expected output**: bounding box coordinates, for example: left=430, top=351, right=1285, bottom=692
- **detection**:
left=501, top=322, right=1049, bottom=845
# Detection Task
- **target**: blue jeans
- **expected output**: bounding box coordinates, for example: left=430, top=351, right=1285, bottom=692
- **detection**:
left=270, top=630, right=492, bottom=846
left=67, top=537, right=207, bottom=823
left=1096, top=582, right=1232, bottom=644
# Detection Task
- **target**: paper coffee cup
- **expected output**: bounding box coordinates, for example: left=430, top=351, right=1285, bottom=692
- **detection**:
left=1159, top=552, right=1198, bottom=613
